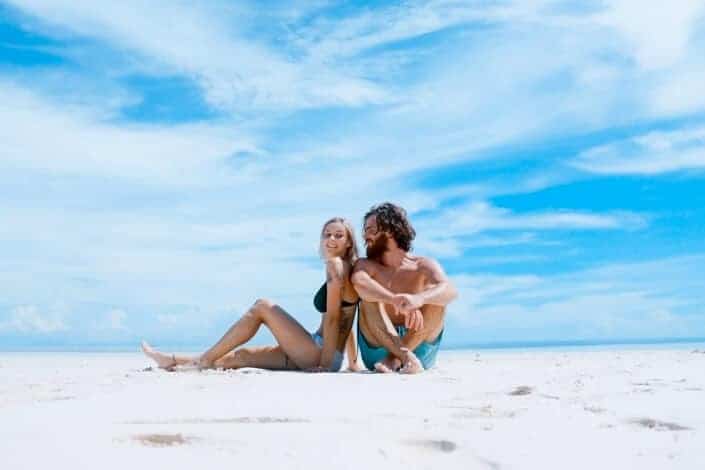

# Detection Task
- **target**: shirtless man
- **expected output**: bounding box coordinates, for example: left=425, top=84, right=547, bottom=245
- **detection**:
left=351, top=202, right=457, bottom=374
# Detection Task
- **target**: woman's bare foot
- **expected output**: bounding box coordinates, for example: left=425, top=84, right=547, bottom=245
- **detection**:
left=374, top=355, right=402, bottom=373
left=197, top=356, right=215, bottom=370
left=141, top=341, right=177, bottom=370
left=346, top=363, right=365, bottom=372
left=399, top=349, right=424, bottom=374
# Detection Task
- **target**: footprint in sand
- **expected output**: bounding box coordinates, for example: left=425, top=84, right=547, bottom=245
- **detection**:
left=124, top=416, right=309, bottom=425
left=509, top=385, right=533, bottom=396
left=49, top=395, right=76, bottom=401
left=476, top=456, right=502, bottom=470
left=406, top=439, right=458, bottom=453
left=629, top=418, right=691, bottom=431
left=133, top=433, right=194, bottom=447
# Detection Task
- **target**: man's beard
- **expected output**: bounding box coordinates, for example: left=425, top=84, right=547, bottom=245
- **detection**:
left=366, top=233, right=389, bottom=260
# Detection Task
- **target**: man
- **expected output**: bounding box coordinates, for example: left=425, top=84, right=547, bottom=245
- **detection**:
left=351, top=202, right=457, bottom=374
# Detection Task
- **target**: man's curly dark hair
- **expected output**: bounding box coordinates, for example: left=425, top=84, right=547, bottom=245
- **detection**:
left=364, top=202, right=416, bottom=252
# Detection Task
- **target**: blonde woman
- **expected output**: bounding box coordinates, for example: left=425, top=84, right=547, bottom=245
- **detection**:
left=141, top=217, right=360, bottom=372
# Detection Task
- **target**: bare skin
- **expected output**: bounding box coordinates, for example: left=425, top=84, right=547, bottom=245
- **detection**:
left=344, top=327, right=364, bottom=372
left=352, top=214, right=457, bottom=374
left=142, top=220, right=359, bottom=372
left=142, top=298, right=320, bottom=370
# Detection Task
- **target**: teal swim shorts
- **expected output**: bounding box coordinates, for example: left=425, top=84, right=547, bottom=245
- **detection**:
left=357, top=324, right=443, bottom=370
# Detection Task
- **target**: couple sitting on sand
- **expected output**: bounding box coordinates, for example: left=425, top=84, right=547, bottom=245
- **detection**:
left=142, top=202, right=457, bottom=374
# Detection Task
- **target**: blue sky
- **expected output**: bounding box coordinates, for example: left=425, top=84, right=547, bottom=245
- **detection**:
left=1, top=0, right=705, bottom=350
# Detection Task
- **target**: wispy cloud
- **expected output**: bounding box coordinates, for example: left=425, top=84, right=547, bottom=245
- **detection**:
left=290, top=0, right=518, bottom=61
left=411, top=200, right=648, bottom=259
left=594, top=0, right=705, bottom=70
left=4, top=0, right=388, bottom=110
left=0, top=80, right=257, bottom=186
left=99, top=309, right=127, bottom=331
left=0, top=305, right=67, bottom=333
left=572, top=126, right=705, bottom=175
left=422, top=201, right=646, bottom=234
left=448, top=255, right=705, bottom=343
left=2, top=1, right=705, bottom=348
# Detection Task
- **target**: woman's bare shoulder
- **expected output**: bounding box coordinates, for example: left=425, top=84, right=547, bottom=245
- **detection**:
left=325, top=257, right=346, bottom=285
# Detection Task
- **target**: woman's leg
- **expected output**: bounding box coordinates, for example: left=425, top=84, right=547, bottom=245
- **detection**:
left=344, top=330, right=363, bottom=372
left=142, top=299, right=321, bottom=370
left=140, top=342, right=300, bottom=371
left=141, top=341, right=199, bottom=370
left=198, top=298, right=320, bottom=369
left=213, top=345, right=298, bottom=370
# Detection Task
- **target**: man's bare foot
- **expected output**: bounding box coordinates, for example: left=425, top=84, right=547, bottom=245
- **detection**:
left=374, top=355, right=402, bottom=373
left=141, top=341, right=177, bottom=370
left=399, top=349, right=424, bottom=374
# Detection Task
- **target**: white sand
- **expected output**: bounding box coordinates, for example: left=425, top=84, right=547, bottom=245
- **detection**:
left=1, top=348, right=703, bottom=469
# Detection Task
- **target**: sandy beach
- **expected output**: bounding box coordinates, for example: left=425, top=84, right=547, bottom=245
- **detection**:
left=1, top=347, right=703, bottom=469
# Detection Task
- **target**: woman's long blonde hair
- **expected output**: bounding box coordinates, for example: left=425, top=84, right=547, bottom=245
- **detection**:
left=319, top=217, right=359, bottom=265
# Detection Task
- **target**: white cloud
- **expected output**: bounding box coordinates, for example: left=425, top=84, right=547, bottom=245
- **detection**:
left=292, top=0, right=518, bottom=61
left=650, top=62, right=705, bottom=116
left=409, top=200, right=647, bottom=259
left=5, top=0, right=388, bottom=110
left=100, top=309, right=127, bottom=331
left=422, top=201, right=646, bottom=237
left=594, top=0, right=705, bottom=70
left=572, top=126, right=705, bottom=175
left=0, top=305, right=67, bottom=334
left=447, top=255, right=705, bottom=342
left=2, top=1, right=705, bottom=348
left=156, top=314, right=183, bottom=328
left=0, top=80, right=257, bottom=186
left=589, top=0, right=705, bottom=117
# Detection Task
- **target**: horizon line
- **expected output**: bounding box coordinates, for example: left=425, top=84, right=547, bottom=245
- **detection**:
left=2, top=336, right=705, bottom=353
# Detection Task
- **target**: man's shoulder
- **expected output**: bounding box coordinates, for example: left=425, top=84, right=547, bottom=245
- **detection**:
left=410, top=254, right=445, bottom=275
left=410, top=254, right=440, bottom=268
left=353, top=257, right=374, bottom=268
left=352, top=257, right=382, bottom=275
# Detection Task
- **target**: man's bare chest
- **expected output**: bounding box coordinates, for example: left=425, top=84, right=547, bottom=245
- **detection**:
left=372, top=268, right=426, bottom=294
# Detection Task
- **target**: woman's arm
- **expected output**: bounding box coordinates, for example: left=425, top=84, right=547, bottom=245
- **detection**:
left=319, top=257, right=345, bottom=370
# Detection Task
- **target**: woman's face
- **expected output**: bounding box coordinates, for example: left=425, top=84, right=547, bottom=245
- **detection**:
left=321, top=221, right=350, bottom=259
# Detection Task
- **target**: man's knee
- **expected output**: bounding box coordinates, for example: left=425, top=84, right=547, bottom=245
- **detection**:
left=420, top=307, right=445, bottom=341
left=421, top=306, right=445, bottom=324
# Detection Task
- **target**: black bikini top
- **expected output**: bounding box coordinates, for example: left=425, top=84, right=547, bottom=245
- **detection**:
left=313, top=282, right=358, bottom=313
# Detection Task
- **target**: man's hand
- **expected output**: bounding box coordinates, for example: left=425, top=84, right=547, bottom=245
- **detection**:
left=389, top=293, right=424, bottom=331
left=403, top=309, right=424, bottom=331
left=394, top=293, right=424, bottom=314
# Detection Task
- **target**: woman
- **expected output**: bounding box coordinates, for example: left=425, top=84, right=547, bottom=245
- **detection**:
left=141, top=217, right=360, bottom=372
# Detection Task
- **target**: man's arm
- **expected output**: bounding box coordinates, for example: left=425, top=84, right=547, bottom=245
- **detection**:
left=351, top=259, right=396, bottom=304
left=353, top=259, right=424, bottom=331
left=419, top=257, right=458, bottom=305
left=398, top=257, right=457, bottom=313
